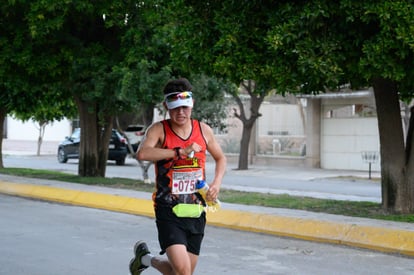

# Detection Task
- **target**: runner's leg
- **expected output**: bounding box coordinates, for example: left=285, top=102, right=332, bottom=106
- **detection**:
left=166, top=244, right=195, bottom=275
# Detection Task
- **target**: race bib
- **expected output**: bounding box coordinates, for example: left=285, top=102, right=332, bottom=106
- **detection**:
left=171, top=169, right=202, bottom=195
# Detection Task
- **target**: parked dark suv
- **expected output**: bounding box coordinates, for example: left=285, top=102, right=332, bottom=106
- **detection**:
left=57, top=128, right=128, bottom=165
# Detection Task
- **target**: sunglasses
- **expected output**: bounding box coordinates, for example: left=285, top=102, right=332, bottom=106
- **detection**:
left=164, top=91, right=193, bottom=102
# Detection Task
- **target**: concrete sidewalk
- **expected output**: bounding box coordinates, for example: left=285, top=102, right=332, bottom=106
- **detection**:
left=0, top=174, right=413, bottom=258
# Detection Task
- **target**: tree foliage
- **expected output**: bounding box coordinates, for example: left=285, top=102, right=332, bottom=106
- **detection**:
left=1, top=0, right=229, bottom=175
left=264, top=0, right=414, bottom=98
left=262, top=0, right=414, bottom=213
left=167, top=0, right=280, bottom=169
left=179, top=74, right=229, bottom=131
left=0, top=0, right=136, bottom=176
left=0, top=1, right=77, bottom=167
left=118, top=1, right=173, bottom=126
left=165, top=0, right=414, bottom=213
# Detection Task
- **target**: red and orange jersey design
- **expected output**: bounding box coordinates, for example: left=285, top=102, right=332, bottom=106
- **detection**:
left=153, top=119, right=207, bottom=208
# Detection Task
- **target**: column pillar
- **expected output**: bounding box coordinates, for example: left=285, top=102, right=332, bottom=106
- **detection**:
left=305, top=98, right=321, bottom=168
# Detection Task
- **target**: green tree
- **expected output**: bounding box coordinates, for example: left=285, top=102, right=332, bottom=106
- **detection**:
left=118, top=2, right=229, bottom=133
left=190, top=74, right=230, bottom=132
left=24, top=0, right=133, bottom=177
left=169, top=0, right=279, bottom=170
left=1, top=0, right=229, bottom=177
left=263, top=0, right=414, bottom=213
left=168, top=0, right=414, bottom=213
left=118, top=1, right=173, bottom=128
left=0, top=1, right=76, bottom=167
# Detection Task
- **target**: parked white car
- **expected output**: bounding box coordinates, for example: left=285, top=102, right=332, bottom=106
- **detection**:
left=123, top=124, right=146, bottom=152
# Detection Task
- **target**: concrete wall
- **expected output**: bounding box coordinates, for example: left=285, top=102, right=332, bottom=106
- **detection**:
left=258, top=103, right=304, bottom=136
left=321, top=117, right=380, bottom=171
left=318, top=93, right=381, bottom=171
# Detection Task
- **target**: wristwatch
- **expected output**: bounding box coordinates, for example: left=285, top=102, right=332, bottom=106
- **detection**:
left=174, top=147, right=181, bottom=159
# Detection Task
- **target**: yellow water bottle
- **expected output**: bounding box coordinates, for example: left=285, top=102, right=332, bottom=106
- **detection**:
left=196, top=180, right=221, bottom=211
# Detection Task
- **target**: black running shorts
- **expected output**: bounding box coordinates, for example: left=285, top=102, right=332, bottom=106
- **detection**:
left=155, top=206, right=206, bottom=255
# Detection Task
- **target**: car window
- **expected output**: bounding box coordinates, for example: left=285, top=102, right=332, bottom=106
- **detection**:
left=126, top=125, right=145, bottom=132
left=71, top=128, right=80, bottom=139
left=112, top=130, right=126, bottom=141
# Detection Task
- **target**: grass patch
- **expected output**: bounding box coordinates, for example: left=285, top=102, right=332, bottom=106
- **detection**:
left=1, top=167, right=413, bottom=223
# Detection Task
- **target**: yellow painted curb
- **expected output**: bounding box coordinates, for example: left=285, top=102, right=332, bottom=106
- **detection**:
left=0, top=181, right=155, bottom=218
left=206, top=210, right=414, bottom=256
left=1, top=181, right=413, bottom=257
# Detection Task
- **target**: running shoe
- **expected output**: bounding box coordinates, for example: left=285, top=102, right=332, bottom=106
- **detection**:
left=129, top=241, right=150, bottom=275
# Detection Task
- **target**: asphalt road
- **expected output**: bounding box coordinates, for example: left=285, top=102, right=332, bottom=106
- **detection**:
left=2, top=195, right=413, bottom=275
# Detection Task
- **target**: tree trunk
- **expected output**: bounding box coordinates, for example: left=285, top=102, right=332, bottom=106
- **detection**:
left=404, top=106, right=414, bottom=212
left=0, top=108, right=6, bottom=168
left=98, top=124, right=113, bottom=177
left=233, top=80, right=265, bottom=170
left=75, top=97, right=113, bottom=177
left=142, top=104, right=155, bottom=127
left=238, top=122, right=254, bottom=169
left=372, top=78, right=414, bottom=213
left=36, top=122, right=47, bottom=156
left=77, top=99, right=99, bottom=177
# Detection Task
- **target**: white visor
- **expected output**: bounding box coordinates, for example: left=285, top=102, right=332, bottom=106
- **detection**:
left=164, top=92, right=194, bottom=110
